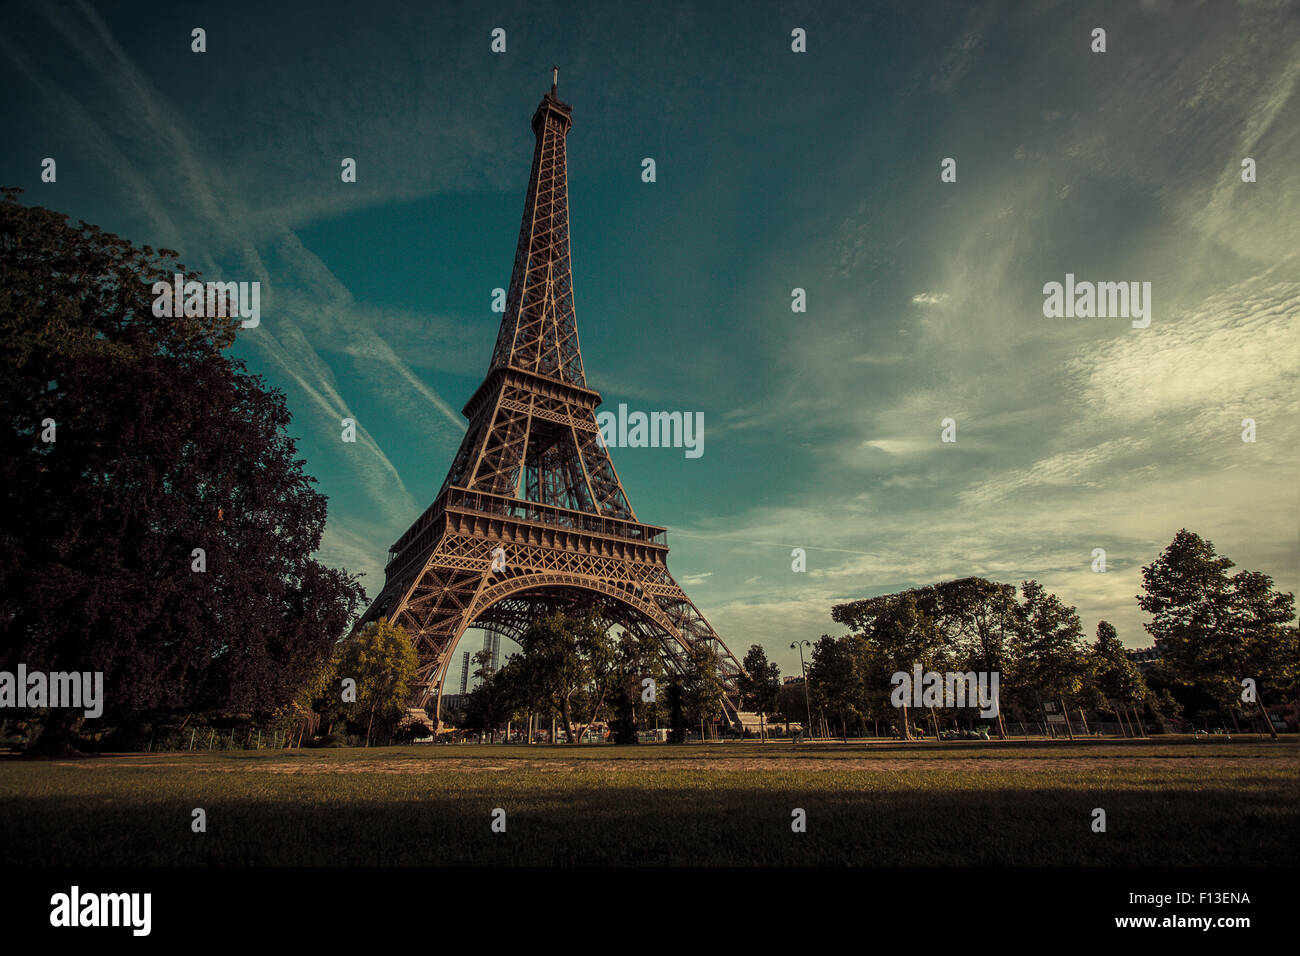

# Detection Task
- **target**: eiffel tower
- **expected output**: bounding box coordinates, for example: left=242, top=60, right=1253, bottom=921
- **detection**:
left=357, top=71, right=745, bottom=729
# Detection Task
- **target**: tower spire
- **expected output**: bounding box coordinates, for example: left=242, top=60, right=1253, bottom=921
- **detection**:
left=551, top=65, right=558, bottom=95
left=488, top=74, right=582, bottom=385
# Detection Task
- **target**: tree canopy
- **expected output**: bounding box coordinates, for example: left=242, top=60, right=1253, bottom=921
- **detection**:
left=738, top=643, right=781, bottom=738
left=0, top=190, right=365, bottom=750
left=1138, top=529, right=1296, bottom=732
left=336, top=618, right=419, bottom=746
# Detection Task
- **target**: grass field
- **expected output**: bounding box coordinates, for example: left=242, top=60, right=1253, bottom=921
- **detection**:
left=1, top=737, right=1294, bottom=866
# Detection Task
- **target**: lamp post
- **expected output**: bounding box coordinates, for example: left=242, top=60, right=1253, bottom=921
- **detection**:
left=790, top=640, right=813, bottom=739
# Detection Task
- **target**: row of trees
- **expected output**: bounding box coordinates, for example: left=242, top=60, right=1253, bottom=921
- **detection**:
left=99, top=527, right=1295, bottom=749
left=767, top=531, right=1295, bottom=740
left=446, top=531, right=1296, bottom=746
left=458, top=611, right=735, bottom=743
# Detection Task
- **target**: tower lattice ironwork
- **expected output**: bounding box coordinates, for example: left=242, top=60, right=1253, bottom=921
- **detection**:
left=357, top=75, right=745, bottom=728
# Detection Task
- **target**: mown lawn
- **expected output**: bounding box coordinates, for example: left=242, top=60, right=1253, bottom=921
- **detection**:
left=1, top=738, right=1294, bottom=866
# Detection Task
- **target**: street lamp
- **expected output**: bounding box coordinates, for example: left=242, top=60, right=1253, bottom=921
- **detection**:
left=790, top=640, right=814, bottom=739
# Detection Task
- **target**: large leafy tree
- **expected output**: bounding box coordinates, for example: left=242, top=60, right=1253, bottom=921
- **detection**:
left=737, top=643, right=782, bottom=740
left=1138, top=529, right=1296, bottom=736
left=679, top=641, right=727, bottom=740
left=290, top=652, right=340, bottom=743
left=1090, top=621, right=1149, bottom=736
left=1010, top=580, right=1089, bottom=739
left=511, top=611, right=616, bottom=745
left=806, top=635, right=861, bottom=740
left=335, top=617, right=418, bottom=746
left=607, top=628, right=667, bottom=744
left=832, top=593, right=945, bottom=739
left=460, top=648, right=525, bottom=741
left=921, top=578, right=1016, bottom=737
left=836, top=578, right=1016, bottom=738
left=0, top=190, right=365, bottom=752
left=774, top=679, right=808, bottom=736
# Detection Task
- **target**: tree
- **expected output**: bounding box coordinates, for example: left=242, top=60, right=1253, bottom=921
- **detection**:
left=0, top=190, right=366, bottom=753
left=806, top=635, right=861, bottom=740
left=837, top=578, right=1016, bottom=738
left=1138, top=529, right=1296, bottom=737
left=846, top=634, right=894, bottom=737
left=1011, top=581, right=1089, bottom=740
left=924, top=578, right=1016, bottom=738
left=664, top=672, right=689, bottom=743
left=291, top=651, right=341, bottom=744
left=774, top=680, right=807, bottom=735
left=1090, top=621, right=1149, bottom=736
left=1226, top=572, right=1297, bottom=736
left=510, top=611, right=616, bottom=746
left=737, top=644, right=781, bottom=740
left=1142, top=661, right=1202, bottom=730
left=680, top=642, right=727, bottom=740
left=438, top=694, right=467, bottom=731
left=460, top=650, right=522, bottom=742
left=335, top=618, right=419, bottom=746
left=607, top=629, right=667, bottom=744
left=833, top=593, right=944, bottom=740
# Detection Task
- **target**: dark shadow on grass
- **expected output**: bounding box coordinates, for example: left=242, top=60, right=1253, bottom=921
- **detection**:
left=2, top=781, right=1295, bottom=867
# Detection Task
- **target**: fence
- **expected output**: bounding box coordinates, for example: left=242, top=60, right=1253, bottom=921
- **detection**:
left=142, top=728, right=292, bottom=752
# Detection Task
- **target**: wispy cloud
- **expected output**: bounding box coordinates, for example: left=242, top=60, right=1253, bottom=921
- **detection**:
left=910, top=292, right=949, bottom=306
left=30, top=0, right=474, bottom=539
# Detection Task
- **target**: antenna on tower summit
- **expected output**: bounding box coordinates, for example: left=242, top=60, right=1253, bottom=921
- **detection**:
left=551, top=65, right=558, bottom=94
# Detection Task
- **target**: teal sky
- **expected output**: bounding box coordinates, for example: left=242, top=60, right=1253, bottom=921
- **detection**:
left=3, top=0, right=1297, bottom=680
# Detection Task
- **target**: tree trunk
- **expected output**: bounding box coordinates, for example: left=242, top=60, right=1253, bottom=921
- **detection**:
left=574, top=686, right=612, bottom=746
left=1059, top=698, right=1075, bottom=741
left=1254, top=695, right=1279, bottom=739
left=562, top=696, right=577, bottom=746
left=1129, top=703, right=1146, bottom=738
left=898, top=704, right=911, bottom=741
